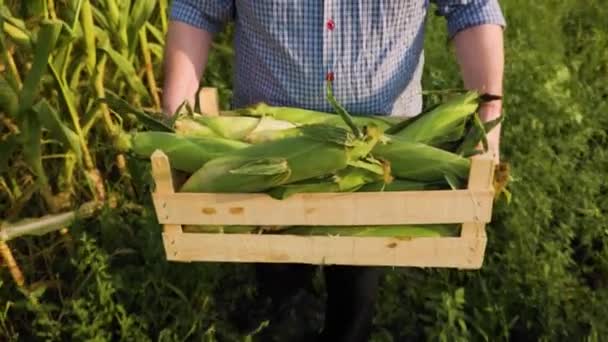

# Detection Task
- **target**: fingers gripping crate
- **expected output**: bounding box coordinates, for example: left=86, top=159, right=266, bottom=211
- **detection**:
left=150, top=88, right=496, bottom=269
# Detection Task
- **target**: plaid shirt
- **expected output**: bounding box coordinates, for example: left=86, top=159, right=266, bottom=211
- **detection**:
left=171, top=1, right=505, bottom=116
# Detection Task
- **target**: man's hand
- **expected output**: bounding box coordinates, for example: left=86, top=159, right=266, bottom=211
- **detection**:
left=478, top=100, right=502, bottom=164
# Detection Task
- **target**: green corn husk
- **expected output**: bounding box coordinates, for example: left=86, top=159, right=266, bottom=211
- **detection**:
left=278, top=224, right=460, bottom=237
left=181, top=156, right=292, bottom=193
left=182, top=225, right=259, bottom=234
left=130, top=131, right=250, bottom=173
left=174, top=114, right=296, bottom=141
left=267, top=165, right=388, bottom=199
left=180, top=124, right=383, bottom=193
left=245, top=126, right=303, bottom=144
left=232, top=102, right=402, bottom=131
left=387, top=91, right=480, bottom=146
left=358, top=179, right=447, bottom=192
left=372, top=135, right=470, bottom=187
left=173, top=116, right=221, bottom=138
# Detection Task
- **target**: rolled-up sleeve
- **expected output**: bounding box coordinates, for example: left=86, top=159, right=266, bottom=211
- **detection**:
left=170, top=0, right=235, bottom=34
left=432, top=0, right=506, bottom=38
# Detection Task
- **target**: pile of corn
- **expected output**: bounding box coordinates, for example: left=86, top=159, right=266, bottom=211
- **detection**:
left=117, top=86, right=500, bottom=238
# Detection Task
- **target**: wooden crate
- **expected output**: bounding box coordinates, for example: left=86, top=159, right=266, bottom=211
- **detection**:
left=150, top=88, right=496, bottom=269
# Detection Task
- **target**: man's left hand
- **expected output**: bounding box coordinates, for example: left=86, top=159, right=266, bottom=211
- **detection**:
left=478, top=100, right=502, bottom=165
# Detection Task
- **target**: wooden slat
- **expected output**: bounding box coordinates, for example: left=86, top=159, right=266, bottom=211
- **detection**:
left=151, top=151, right=183, bottom=234
left=460, top=223, right=487, bottom=267
left=468, top=154, right=495, bottom=190
left=162, top=232, right=485, bottom=269
left=151, top=150, right=174, bottom=194
left=198, top=87, right=219, bottom=116
left=152, top=189, right=494, bottom=226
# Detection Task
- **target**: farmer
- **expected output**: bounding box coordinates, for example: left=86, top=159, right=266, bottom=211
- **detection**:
left=162, top=1, right=505, bottom=341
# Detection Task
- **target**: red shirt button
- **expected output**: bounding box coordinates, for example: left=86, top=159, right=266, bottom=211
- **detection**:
left=326, top=71, right=334, bottom=81
left=326, top=19, right=335, bottom=30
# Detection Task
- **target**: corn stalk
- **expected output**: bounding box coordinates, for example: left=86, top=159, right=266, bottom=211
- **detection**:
left=0, top=241, right=24, bottom=287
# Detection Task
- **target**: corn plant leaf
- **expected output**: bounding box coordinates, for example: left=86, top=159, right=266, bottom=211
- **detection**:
left=34, top=100, right=83, bottom=164
left=18, top=20, right=63, bottom=117
left=0, top=134, right=17, bottom=173
left=25, top=0, right=46, bottom=17
left=91, top=5, right=110, bottom=31
left=99, top=45, right=150, bottom=98
left=117, top=0, right=130, bottom=49
left=18, top=110, right=48, bottom=186
left=0, top=74, right=18, bottom=116
left=1, top=14, right=33, bottom=49
left=147, top=43, right=164, bottom=60
left=80, top=0, right=96, bottom=73
left=326, top=81, right=362, bottom=138
left=98, top=90, right=173, bottom=132
left=128, top=0, right=157, bottom=52
left=145, top=22, right=164, bottom=44
left=48, top=63, right=81, bottom=135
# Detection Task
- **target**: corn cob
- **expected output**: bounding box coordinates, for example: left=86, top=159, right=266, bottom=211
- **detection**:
left=173, top=116, right=221, bottom=138
left=130, top=131, right=250, bottom=173
left=174, top=114, right=297, bottom=142
left=180, top=124, right=383, bottom=193
left=387, top=91, right=480, bottom=146
left=267, top=165, right=387, bottom=199
left=231, top=102, right=402, bottom=131
left=372, top=134, right=470, bottom=187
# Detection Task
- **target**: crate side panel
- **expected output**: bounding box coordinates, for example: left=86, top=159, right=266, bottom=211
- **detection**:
left=163, top=233, right=485, bottom=268
left=153, top=190, right=493, bottom=226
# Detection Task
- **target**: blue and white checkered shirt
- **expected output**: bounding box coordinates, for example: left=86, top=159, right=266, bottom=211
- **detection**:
left=171, top=1, right=505, bottom=116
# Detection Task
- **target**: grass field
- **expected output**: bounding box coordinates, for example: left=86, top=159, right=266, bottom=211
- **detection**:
left=1, top=0, right=607, bottom=341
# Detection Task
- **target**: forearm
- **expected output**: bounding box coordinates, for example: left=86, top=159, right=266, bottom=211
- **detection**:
left=162, top=21, right=213, bottom=116
left=452, top=24, right=504, bottom=121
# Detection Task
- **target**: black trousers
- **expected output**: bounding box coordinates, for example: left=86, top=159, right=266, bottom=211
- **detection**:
left=256, top=263, right=381, bottom=342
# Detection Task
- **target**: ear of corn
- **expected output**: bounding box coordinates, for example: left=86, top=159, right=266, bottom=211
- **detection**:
left=180, top=156, right=291, bottom=192
left=244, top=126, right=303, bottom=144
left=388, top=91, right=480, bottom=146
left=180, top=124, right=383, bottom=193
left=173, top=116, right=221, bottom=138
left=267, top=166, right=386, bottom=199
left=372, top=134, right=470, bottom=186
left=130, top=131, right=249, bottom=173
left=180, top=137, right=347, bottom=192
left=175, top=114, right=297, bottom=142
left=193, top=115, right=261, bottom=140
left=232, top=102, right=400, bottom=131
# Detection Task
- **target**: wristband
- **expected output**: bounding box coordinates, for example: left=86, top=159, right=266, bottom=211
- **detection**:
left=480, top=93, right=503, bottom=103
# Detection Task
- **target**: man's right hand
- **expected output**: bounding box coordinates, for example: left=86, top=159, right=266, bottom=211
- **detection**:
left=162, top=21, right=213, bottom=116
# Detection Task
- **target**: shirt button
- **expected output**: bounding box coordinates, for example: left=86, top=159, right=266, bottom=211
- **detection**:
left=326, top=19, right=335, bottom=30
left=326, top=71, right=335, bottom=81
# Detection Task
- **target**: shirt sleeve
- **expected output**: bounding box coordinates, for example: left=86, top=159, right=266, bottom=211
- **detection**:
left=169, top=0, right=235, bottom=34
left=432, top=0, right=506, bottom=38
